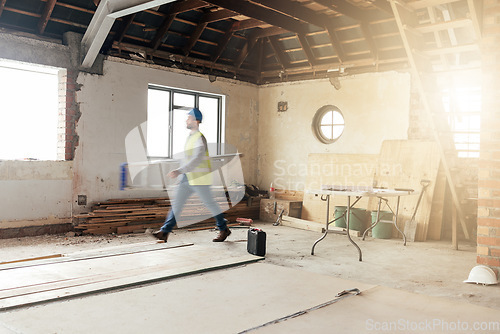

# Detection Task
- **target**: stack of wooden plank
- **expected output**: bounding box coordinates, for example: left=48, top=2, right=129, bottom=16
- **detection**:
left=74, top=196, right=261, bottom=235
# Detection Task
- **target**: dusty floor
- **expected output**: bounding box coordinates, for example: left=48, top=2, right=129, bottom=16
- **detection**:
left=1, top=221, right=498, bottom=311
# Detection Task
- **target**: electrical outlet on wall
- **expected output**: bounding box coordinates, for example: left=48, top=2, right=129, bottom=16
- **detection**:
left=77, top=195, right=87, bottom=206
left=278, top=101, right=288, bottom=112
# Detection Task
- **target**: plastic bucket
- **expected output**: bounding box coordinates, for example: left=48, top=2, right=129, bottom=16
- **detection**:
left=371, top=210, right=393, bottom=223
left=372, top=220, right=393, bottom=239
left=371, top=211, right=393, bottom=239
left=334, top=206, right=347, bottom=228
left=334, top=206, right=366, bottom=231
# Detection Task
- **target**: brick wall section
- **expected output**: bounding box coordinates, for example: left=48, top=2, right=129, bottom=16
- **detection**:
left=57, top=69, right=80, bottom=160
left=478, top=0, right=500, bottom=274
left=407, top=78, right=434, bottom=140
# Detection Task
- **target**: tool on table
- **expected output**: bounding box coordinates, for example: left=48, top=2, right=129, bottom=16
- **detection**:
left=404, top=179, right=431, bottom=242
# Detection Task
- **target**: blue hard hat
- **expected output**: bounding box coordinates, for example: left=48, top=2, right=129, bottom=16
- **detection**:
left=187, top=108, right=203, bottom=122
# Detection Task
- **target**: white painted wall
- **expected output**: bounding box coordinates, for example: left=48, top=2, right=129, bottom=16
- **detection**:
left=73, top=59, right=260, bottom=213
left=0, top=161, right=73, bottom=227
left=257, top=71, right=411, bottom=191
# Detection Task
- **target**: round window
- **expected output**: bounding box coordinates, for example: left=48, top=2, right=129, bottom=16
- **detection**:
left=312, top=105, right=345, bottom=144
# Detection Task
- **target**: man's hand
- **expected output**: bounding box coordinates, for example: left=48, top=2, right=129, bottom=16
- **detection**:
left=168, top=170, right=181, bottom=178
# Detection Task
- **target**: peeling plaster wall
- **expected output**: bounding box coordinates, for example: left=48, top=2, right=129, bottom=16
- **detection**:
left=257, top=71, right=411, bottom=191
left=73, top=59, right=259, bottom=213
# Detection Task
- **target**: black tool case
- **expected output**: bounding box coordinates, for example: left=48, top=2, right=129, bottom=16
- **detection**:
left=247, top=228, right=266, bottom=256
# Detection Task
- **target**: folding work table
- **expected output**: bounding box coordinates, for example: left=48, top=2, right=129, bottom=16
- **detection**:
left=308, top=186, right=415, bottom=261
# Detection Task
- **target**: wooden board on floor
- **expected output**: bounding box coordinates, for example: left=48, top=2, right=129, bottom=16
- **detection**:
left=0, top=263, right=375, bottom=334
left=1, top=263, right=498, bottom=334
left=302, top=153, right=379, bottom=224
left=0, top=243, right=263, bottom=311
left=427, top=162, right=447, bottom=240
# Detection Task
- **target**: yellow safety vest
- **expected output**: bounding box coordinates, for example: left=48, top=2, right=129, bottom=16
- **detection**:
left=185, top=131, right=212, bottom=185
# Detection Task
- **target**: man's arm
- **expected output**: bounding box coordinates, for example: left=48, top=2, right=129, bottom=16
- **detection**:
left=168, top=135, right=208, bottom=178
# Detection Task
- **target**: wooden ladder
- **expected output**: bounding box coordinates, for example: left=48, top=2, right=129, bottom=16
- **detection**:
left=389, top=0, right=483, bottom=243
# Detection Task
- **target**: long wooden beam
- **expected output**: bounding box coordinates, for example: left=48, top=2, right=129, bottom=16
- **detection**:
left=150, top=0, right=208, bottom=51
left=150, top=14, right=176, bottom=51
left=113, top=40, right=258, bottom=77
left=311, top=0, right=368, bottom=21
left=268, top=36, right=289, bottom=69
left=248, top=0, right=323, bottom=28
left=234, top=36, right=258, bottom=68
left=38, top=0, right=57, bottom=34
left=297, top=34, right=316, bottom=67
left=0, top=0, right=7, bottom=18
left=114, top=14, right=136, bottom=44
left=203, top=0, right=309, bottom=34
left=211, top=21, right=236, bottom=63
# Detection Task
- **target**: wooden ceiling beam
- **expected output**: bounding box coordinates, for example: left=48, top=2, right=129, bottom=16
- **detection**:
left=201, top=8, right=239, bottom=23
left=235, top=36, right=258, bottom=68
left=149, top=0, right=210, bottom=51
left=203, top=0, right=309, bottom=34
left=368, top=0, right=393, bottom=14
left=297, top=33, right=316, bottom=67
left=326, top=25, right=346, bottom=63
left=165, top=0, right=208, bottom=14
left=360, top=22, right=378, bottom=62
left=232, top=18, right=267, bottom=31
left=311, top=0, right=368, bottom=22
left=0, top=0, right=6, bottom=18
left=37, top=0, right=57, bottom=34
left=467, top=0, right=482, bottom=39
left=115, top=14, right=136, bottom=44
left=211, top=21, right=237, bottom=63
left=252, top=26, right=289, bottom=39
left=150, top=14, right=176, bottom=51
left=183, top=17, right=209, bottom=56
left=268, top=36, right=289, bottom=69
left=113, top=40, right=257, bottom=77
left=248, top=0, right=323, bottom=28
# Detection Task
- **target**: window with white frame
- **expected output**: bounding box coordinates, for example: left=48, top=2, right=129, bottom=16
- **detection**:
left=147, top=85, right=224, bottom=158
left=0, top=59, right=61, bottom=160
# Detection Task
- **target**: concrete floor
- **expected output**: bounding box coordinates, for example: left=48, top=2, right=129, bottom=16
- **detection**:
left=0, top=221, right=498, bottom=312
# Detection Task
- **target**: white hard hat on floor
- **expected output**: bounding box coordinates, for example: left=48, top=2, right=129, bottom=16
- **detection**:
left=463, top=265, right=498, bottom=285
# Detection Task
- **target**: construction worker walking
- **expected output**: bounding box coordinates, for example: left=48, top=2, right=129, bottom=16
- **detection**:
left=153, top=108, right=231, bottom=242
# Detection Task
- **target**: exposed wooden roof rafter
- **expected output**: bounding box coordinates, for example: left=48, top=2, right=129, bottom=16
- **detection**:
left=0, top=0, right=6, bottom=18
left=38, top=0, right=57, bottom=34
left=203, top=0, right=309, bottom=34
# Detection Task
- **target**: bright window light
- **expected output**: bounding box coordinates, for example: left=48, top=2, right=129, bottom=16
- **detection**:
left=442, top=85, right=481, bottom=158
left=0, top=59, right=60, bottom=160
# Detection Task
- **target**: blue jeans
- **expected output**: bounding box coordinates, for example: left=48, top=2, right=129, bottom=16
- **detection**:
left=161, top=175, right=227, bottom=233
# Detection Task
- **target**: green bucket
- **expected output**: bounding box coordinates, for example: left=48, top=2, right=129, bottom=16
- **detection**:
left=371, top=210, right=393, bottom=223
left=371, top=210, right=394, bottom=239
left=334, top=206, right=366, bottom=232
left=334, top=206, right=347, bottom=228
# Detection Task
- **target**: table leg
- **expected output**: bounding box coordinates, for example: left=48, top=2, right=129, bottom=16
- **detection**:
left=311, top=194, right=330, bottom=255
left=362, top=197, right=383, bottom=240
left=346, top=196, right=363, bottom=262
left=393, top=195, right=407, bottom=245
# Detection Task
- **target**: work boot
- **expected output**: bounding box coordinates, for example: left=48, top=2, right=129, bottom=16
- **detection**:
left=212, top=228, right=231, bottom=242
left=152, top=230, right=169, bottom=242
